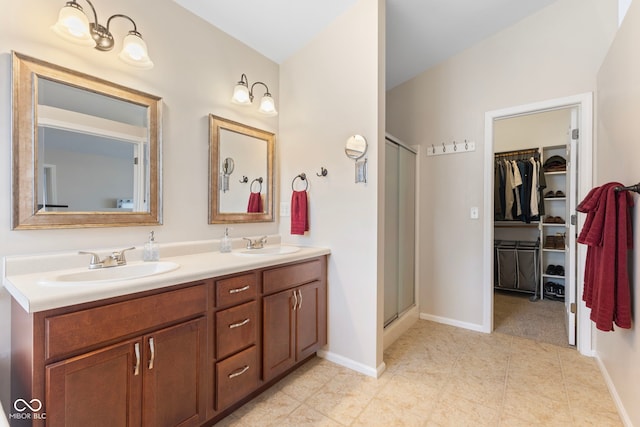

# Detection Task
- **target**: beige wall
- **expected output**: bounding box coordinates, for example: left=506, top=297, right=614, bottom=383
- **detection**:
left=595, top=0, right=640, bottom=424
left=0, top=0, right=279, bottom=411
left=279, top=0, right=385, bottom=374
left=494, top=108, right=571, bottom=153
left=386, top=0, right=617, bottom=328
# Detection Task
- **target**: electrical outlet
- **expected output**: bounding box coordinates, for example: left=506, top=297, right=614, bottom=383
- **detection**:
left=280, top=202, right=290, bottom=217
left=470, top=207, right=479, bottom=219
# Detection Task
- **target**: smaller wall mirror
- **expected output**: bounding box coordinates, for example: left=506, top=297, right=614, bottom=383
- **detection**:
left=12, top=52, right=162, bottom=229
left=346, top=134, right=368, bottom=183
left=209, top=115, right=274, bottom=223
left=346, top=134, right=368, bottom=159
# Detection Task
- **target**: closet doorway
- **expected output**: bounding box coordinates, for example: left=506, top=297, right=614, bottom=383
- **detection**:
left=483, top=93, right=593, bottom=355
left=384, top=135, right=417, bottom=329
left=493, top=109, right=576, bottom=346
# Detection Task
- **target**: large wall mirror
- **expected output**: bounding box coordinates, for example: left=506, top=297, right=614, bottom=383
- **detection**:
left=209, top=115, right=274, bottom=223
left=12, top=52, right=162, bottom=229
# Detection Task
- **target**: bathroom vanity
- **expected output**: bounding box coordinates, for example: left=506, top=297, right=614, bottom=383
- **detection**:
left=6, top=246, right=328, bottom=426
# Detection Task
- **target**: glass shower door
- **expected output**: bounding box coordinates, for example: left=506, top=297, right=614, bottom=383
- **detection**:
left=384, top=138, right=416, bottom=327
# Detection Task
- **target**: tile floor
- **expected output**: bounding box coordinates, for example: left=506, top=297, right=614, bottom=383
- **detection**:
left=218, top=320, right=622, bottom=426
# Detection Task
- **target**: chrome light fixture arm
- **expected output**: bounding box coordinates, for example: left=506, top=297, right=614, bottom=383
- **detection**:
left=249, top=81, right=272, bottom=101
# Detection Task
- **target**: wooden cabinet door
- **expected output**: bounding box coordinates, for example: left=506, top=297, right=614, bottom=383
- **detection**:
left=262, top=290, right=295, bottom=381
left=142, top=317, right=206, bottom=427
left=296, top=281, right=326, bottom=361
left=45, top=339, right=142, bottom=427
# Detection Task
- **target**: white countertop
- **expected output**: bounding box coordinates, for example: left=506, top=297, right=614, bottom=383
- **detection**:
left=4, top=244, right=330, bottom=314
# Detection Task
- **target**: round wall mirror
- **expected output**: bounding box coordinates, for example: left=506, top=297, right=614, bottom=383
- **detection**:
left=345, top=135, right=368, bottom=159
left=222, top=157, right=235, bottom=175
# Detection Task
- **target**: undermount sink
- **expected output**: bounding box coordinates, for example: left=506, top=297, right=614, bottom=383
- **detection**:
left=39, top=261, right=180, bottom=286
left=233, top=245, right=301, bottom=256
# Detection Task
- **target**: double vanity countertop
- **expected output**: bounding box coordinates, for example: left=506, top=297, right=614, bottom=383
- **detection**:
left=4, top=242, right=330, bottom=314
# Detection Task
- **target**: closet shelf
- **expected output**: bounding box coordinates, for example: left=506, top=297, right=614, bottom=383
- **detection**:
left=542, top=274, right=565, bottom=280
left=544, top=197, right=566, bottom=201
left=495, top=221, right=540, bottom=228
left=542, top=248, right=565, bottom=253
left=542, top=223, right=566, bottom=227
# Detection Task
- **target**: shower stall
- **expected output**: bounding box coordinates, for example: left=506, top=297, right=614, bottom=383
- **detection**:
left=384, top=135, right=417, bottom=328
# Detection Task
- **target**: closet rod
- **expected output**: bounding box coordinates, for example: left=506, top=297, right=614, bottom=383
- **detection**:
left=494, top=148, right=539, bottom=158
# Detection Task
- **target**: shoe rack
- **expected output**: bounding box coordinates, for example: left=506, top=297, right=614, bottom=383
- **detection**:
left=540, top=145, right=566, bottom=300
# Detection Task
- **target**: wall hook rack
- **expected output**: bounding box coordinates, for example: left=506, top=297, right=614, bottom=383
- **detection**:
left=239, top=175, right=248, bottom=183
left=427, top=139, right=476, bottom=157
left=316, top=167, right=328, bottom=177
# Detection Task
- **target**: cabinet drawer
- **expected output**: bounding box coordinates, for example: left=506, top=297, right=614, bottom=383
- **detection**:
left=216, top=346, right=258, bottom=411
left=262, top=259, right=322, bottom=295
left=45, top=285, right=206, bottom=360
left=215, top=273, right=257, bottom=307
left=216, top=301, right=257, bottom=359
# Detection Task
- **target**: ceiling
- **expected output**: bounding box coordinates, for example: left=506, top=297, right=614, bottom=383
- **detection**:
left=173, top=0, right=559, bottom=89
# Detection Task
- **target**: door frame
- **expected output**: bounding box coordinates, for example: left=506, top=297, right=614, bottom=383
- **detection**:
left=483, top=93, right=593, bottom=356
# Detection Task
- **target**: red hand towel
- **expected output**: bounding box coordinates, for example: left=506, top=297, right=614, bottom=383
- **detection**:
left=576, top=182, right=633, bottom=331
left=291, top=191, right=309, bottom=235
left=247, top=192, right=263, bottom=213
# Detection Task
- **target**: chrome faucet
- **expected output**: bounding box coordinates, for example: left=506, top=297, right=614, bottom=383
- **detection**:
left=243, top=236, right=267, bottom=249
left=79, top=247, right=135, bottom=269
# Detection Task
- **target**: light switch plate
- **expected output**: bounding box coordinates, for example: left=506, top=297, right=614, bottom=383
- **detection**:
left=470, top=207, right=479, bottom=219
left=280, top=202, right=290, bottom=217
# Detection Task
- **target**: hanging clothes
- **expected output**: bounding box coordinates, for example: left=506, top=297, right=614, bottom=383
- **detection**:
left=495, top=161, right=504, bottom=221
left=529, top=157, right=539, bottom=217
left=493, top=149, right=541, bottom=223
left=504, top=160, right=515, bottom=220
left=511, top=160, right=523, bottom=218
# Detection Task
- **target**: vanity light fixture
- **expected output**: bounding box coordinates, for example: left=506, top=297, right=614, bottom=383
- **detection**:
left=51, top=0, right=154, bottom=69
left=231, top=74, right=278, bottom=116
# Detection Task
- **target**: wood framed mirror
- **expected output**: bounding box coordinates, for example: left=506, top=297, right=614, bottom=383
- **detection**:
left=209, top=115, right=274, bottom=223
left=11, top=52, right=162, bottom=229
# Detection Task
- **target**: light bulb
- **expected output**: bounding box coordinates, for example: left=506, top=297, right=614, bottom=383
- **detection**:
left=51, top=2, right=94, bottom=46
left=258, top=94, right=277, bottom=116
left=231, top=83, right=251, bottom=105
left=118, top=32, right=154, bottom=69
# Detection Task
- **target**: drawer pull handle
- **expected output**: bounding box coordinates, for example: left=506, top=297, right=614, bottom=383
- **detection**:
left=134, top=342, right=140, bottom=376
left=148, top=337, right=155, bottom=370
left=229, top=285, right=251, bottom=294
left=228, top=365, right=250, bottom=379
left=292, top=290, right=298, bottom=311
left=297, top=290, right=303, bottom=310
left=229, top=318, right=251, bottom=329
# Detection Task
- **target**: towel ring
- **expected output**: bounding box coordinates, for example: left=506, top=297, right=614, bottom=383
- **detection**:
left=292, top=173, right=308, bottom=191
left=250, top=177, right=263, bottom=193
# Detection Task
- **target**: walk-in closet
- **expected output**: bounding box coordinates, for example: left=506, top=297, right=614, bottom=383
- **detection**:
left=493, top=108, right=577, bottom=347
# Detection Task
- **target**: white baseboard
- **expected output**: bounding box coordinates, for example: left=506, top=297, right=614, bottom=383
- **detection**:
left=595, top=355, right=633, bottom=427
left=316, top=350, right=385, bottom=378
left=419, top=312, right=488, bottom=333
